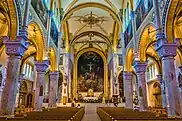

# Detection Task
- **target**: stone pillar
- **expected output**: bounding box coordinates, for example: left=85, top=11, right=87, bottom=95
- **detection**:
left=134, top=61, right=148, bottom=111
left=34, top=60, right=49, bottom=111
left=64, top=53, right=70, bottom=99
left=153, top=0, right=162, bottom=34
left=46, top=10, right=53, bottom=50
left=22, top=0, right=31, bottom=32
left=123, top=72, right=133, bottom=109
left=156, top=38, right=181, bottom=116
left=157, top=74, right=167, bottom=108
left=130, top=11, right=137, bottom=50
left=112, top=53, right=118, bottom=95
left=15, top=74, right=25, bottom=107
left=0, top=36, right=29, bottom=115
left=48, top=71, right=59, bottom=108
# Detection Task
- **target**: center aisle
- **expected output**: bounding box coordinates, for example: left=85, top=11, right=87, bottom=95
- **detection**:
left=81, top=103, right=106, bottom=121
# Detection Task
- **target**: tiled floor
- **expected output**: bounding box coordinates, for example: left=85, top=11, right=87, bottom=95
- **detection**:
left=81, top=103, right=106, bottom=121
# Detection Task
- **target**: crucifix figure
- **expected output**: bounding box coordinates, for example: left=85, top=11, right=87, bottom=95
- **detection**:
left=87, top=62, right=94, bottom=72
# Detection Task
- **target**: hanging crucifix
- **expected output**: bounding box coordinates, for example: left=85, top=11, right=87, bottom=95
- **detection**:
left=87, top=62, right=94, bottom=72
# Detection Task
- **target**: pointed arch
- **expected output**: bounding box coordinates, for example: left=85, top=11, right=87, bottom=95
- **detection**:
left=28, top=22, right=46, bottom=61
left=138, top=24, right=156, bottom=62
left=125, top=48, right=134, bottom=72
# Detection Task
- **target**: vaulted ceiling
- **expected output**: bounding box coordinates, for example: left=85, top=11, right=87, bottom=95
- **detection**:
left=60, top=0, right=123, bottom=52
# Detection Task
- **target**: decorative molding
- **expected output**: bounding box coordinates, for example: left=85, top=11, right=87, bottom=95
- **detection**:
left=3, top=35, right=29, bottom=56
left=134, top=61, right=147, bottom=73
left=155, top=37, right=178, bottom=58
left=35, top=60, right=49, bottom=72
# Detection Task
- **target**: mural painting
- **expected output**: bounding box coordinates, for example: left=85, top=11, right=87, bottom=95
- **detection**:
left=31, top=0, right=48, bottom=28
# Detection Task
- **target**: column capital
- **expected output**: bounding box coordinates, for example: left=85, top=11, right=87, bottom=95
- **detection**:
left=156, top=37, right=179, bottom=58
left=3, top=35, right=29, bottom=57
left=134, top=61, right=147, bottom=73
left=123, top=71, right=133, bottom=80
left=35, top=60, right=49, bottom=72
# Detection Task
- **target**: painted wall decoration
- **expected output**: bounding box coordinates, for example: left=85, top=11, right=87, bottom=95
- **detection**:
left=124, top=20, right=133, bottom=47
left=135, top=0, right=153, bottom=29
left=31, top=0, right=48, bottom=28
left=78, top=52, right=104, bottom=92
left=50, top=18, right=58, bottom=47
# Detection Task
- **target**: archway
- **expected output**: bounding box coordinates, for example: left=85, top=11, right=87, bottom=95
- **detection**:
left=73, top=48, right=108, bottom=100
left=26, top=93, right=33, bottom=108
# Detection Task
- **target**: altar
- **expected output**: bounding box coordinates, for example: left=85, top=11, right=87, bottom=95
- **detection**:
left=83, top=97, right=98, bottom=103
left=78, top=91, right=103, bottom=103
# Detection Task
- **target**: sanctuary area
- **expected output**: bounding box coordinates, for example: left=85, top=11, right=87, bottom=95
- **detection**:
left=0, top=0, right=182, bottom=121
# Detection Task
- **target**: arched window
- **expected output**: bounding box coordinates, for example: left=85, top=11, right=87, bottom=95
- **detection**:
left=23, top=63, right=34, bottom=79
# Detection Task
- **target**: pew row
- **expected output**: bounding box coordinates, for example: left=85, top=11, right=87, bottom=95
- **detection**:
left=97, top=107, right=182, bottom=121
left=0, top=107, right=85, bottom=121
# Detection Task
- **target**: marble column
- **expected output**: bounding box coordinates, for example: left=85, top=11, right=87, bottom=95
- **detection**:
left=64, top=53, right=70, bottom=99
left=112, top=53, right=119, bottom=95
left=157, top=74, right=167, bottom=108
left=130, top=11, right=137, bottom=50
left=156, top=38, right=181, bottom=116
left=34, top=60, right=49, bottom=111
left=22, top=0, right=31, bottom=32
left=48, top=71, right=59, bottom=108
left=153, top=0, right=162, bottom=34
left=134, top=61, right=148, bottom=111
left=0, top=36, right=29, bottom=115
left=46, top=10, right=53, bottom=50
left=15, top=74, right=25, bottom=107
left=123, top=72, right=133, bottom=109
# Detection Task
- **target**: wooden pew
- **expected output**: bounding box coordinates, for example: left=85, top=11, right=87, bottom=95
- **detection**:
left=0, top=107, right=85, bottom=121
left=97, top=107, right=182, bottom=121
